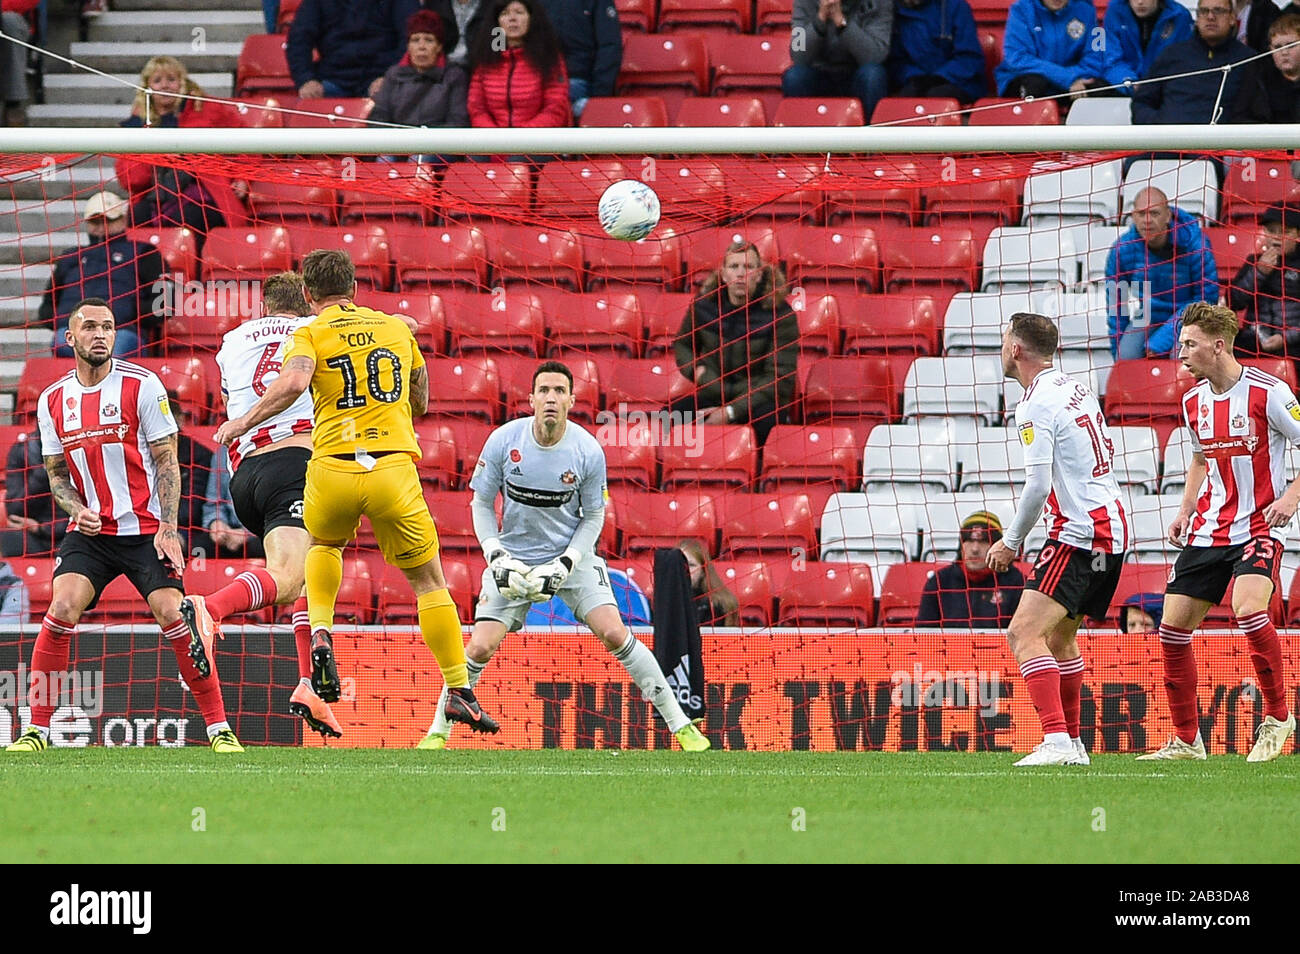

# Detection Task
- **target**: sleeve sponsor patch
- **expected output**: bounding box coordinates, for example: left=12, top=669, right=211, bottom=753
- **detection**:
left=1287, top=400, right=1300, bottom=422
left=158, top=395, right=173, bottom=419
left=1018, top=421, right=1034, bottom=445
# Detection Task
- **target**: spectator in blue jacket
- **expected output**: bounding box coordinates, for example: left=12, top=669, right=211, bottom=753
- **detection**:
left=288, top=0, right=420, bottom=99
left=1105, top=187, right=1219, bottom=358
left=888, top=0, right=987, bottom=103
left=995, top=0, right=1107, bottom=99
left=784, top=0, right=893, bottom=120
left=1131, top=0, right=1253, bottom=122
left=1101, top=0, right=1194, bottom=94
left=39, top=193, right=164, bottom=358
left=539, top=0, right=621, bottom=118
left=202, top=446, right=265, bottom=559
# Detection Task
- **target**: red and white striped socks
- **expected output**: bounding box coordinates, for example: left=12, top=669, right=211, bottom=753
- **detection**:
left=1158, top=622, right=1199, bottom=744
left=26, top=614, right=78, bottom=733
left=292, top=595, right=311, bottom=681
left=1058, top=655, right=1085, bottom=740
left=203, top=568, right=278, bottom=621
left=1019, top=655, right=1067, bottom=737
left=1238, top=610, right=1291, bottom=722
left=163, top=618, right=228, bottom=731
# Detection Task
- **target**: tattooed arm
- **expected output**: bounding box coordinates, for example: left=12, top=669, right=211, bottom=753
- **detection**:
left=214, top=354, right=315, bottom=446
left=44, top=453, right=100, bottom=535
left=409, top=361, right=429, bottom=418
left=148, top=434, right=185, bottom=572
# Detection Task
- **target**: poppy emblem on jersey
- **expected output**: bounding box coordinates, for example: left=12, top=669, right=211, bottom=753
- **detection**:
left=102, top=403, right=118, bottom=418
left=65, top=397, right=76, bottom=409
left=1018, top=421, right=1034, bottom=446
left=560, top=470, right=577, bottom=484
left=510, top=449, right=521, bottom=462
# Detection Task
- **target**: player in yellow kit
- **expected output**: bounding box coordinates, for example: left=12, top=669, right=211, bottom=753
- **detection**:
left=215, top=249, right=498, bottom=735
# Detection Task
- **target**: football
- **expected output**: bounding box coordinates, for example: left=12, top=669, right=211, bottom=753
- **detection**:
left=598, top=179, right=660, bottom=241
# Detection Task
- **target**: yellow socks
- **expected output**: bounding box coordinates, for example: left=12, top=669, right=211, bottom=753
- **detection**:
left=418, top=588, right=468, bottom=688
left=304, top=545, right=343, bottom=633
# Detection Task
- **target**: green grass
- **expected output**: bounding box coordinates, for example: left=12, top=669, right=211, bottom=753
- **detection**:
left=3, top=750, right=1297, bottom=863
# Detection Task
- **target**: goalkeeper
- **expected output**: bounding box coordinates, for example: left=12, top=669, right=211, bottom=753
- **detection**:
left=417, top=361, right=710, bottom=751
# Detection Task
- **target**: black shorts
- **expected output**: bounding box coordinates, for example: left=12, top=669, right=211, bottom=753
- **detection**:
left=1026, top=540, right=1125, bottom=620
left=230, top=446, right=309, bottom=540
left=54, top=531, right=183, bottom=610
left=1166, top=536, right=1282, bottom=605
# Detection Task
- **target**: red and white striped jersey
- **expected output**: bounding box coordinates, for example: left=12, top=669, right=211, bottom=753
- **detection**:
left=1182, top=366, right=1300, bottom=546
left=217, top=314, right=314, bottom=470
left=1015, top=369, right=1129, bottom=554
left=36, top=359, right=178, bottom=536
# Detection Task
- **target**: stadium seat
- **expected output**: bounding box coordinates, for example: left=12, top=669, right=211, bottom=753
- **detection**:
left=578, top=96, right=669, bottom=127
left=276, top=0, right=302, bottom=31
left=614, top=0, right=655, bottom=31
left=1221, top=158, right=1300, bottom=224
left=230, top=95, right=287, bottom=128
left=839, top=293, right=941, bottom=356
left=755, top=0, right=792, bottom=31
left=247, top=178, right=338, bottom=224
left=488, top=225, right=584, bottom=291
left=789, top=290, right=840, bottom=356
left=708, top=33, right=790, bottom=105
left=980, top=226, right=1078, bottom=291
left=376, top=558, right=476, bottom=623
left=439, top=289, right=544, bottom=356
left=1048, top=289, right=1110, bottom=352
left=617, top=34, right=710, bottom=107
left=682, top=226, right=779, bottom=288
left=1123, top=492, right=1182, bottom=562
left=615, top=489, right=720, bottom=556
left=1064, top=97, right=1132, bottom=125
left=597, top=417, right=658, bottom=488
left=673, top=95, right=766, bottom=127
left=862, top=420, right=964, bottom=496
left=134, top=356, right=213, bottom=423
left=784, top=225, right=880, bottom=292
left=338, top=161, right=437, bottom=224
left=870, top=97, right=962, bottom=126
left=719, top=489, right=817, bottom=558
left=235, top=34, right=293, bottom=96
left=412, top=420, right=459, bottom=489
left=902, top=355, right=1004, bottom=424
left=1022, top=160, right=1123, bottom=225
left=439, top=162, right=533, bottom=218
left=1160, top=426, right=1193, bottom=496
left=422, top=357, right=502, bottom=421
left=282, top=97, right=372, bottom=128
left=819, top=492, right=915, bottom=585
left=878, top=223, right=981, bottom=293
left=743, top=159, right=826, bottom=222
left=534, top=289, right=642, bottom=357
left=977, top=27, right=1002, bottom=97
left=652, top=158, right=730, bottom=223
left=919, top=493, right=1026, bottom=562
left=801, top=355, right=897, bottom=423
left=290, top=224, right=391, bottom=290
left=759, top=423, right=863, bottom=490
left=1103, top=359, right=1190, bottom=426
left=639, top=290, right=695, bottom=356
left=1205, top=224, right=1263, bottom=278
left=771, top=97, right=864, bottom=126
left=1110, top=425, right=1160, bottom=494
left=924, top=177, right=1023, bottom=228
left=534, top=160, right=633, bottom=218
left=822, top=158, right=922, bottom=223
left=360, top=291, right=447, bottom=354
left=201, top=226, right=293, bottom=283
left=967, top=0, right=1010, bottom=25
left=954, top=427, right=1023, bottom=495
left=776, top=562, right=875, bottom=627
left=1058, top=222, right=1123, bottom=283
left=434, top=417, right=496, bottom=485
left=601, top=356, right=693, bottom=414
left=942, top=291, right=1034, bottom=354
left=127, top=226, right=198, bottom=282
left=660, top=424, right=757, bottom=489
left=389, top=224, right=489, bottom=289
left=1242, top=356, right=1299, bottom=392
left=969, top=97, right=1060, bottom=125
left=585, top=232, right=683, bottom=288
left=163, top=283, right=260, bottom=354
left=423, top=490, right=480, bottom=552
left=1121, top=159, right=1219, bottom=223
left=1108, top=562, right=1241, bottom=627
left=658, top=0, right=751, bottom=32
left=492, top=352, right=602, bottom=422
left=710, top=560, right=775, bottom=625
left=879, top=561, right=945, bottom=627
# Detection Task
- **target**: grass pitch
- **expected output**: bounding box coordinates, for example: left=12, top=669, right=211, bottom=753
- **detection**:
left=3, top=749, right=1296, bottom=863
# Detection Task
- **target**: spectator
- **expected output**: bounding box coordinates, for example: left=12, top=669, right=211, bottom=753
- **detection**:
left=467, top=0, right=571, bottom=128
left=887, top=0, right=986, bottom=104
left=40, top=199, right=164, bottom=358
left=1119, top=591, right=1163, bottom=633
left=1132, top=0, right=1253, bottom=123
left=1233, top=0, right=1282, bottom=50
left=288, top=0, right=419, bottom=99
left=995, top=0, right=1106, bottom=101
left=426, top=0, right=490, bottom=67
left=369, top=9, right=470, bottom=136
left=116, top=56, right=250, bottom=238
left=0, top=559, right=29, bottom=624
left=1, top=0, right=38, bottom=126
left=671, top=240, right=800, bottom=447
left=538, top=0, right=620, bottom=117
left=916, top=511, right=1025, bottom=628
left=1105, top=186, right=1219, bottom=358
left=1101, top=0, right=1194, bottom=96
left=264, top=0, right=280, bottom=33
left=202, top=446, right=266, bottom=559
left=783, top=0, right=892, bottom=119
left=678, top=538, right=740, bottom=627
left=1, top=426, right=66, bottom=557
left=1231, top=12, right=1300, bottom=121
left=1229, top=204, right=1300, bottom=359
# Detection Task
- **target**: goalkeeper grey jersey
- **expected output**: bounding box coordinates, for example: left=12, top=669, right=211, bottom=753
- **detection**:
left=470, top=416, right=608, bottom=564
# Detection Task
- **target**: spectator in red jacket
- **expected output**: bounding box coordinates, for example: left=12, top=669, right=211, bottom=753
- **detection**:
left=467, top=0, right=570, bottom=129
left=116, top=56, right=250, bottom=241
left=1, top=0, right=39, bottom=126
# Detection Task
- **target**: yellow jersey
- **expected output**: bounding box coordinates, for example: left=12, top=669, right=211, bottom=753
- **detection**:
left=285, top=302, right=424, bottom=460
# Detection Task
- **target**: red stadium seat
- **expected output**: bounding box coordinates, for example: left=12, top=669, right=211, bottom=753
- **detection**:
left=534, top=160, right=633, bottom=218
left=615, top=489, right=720, bottom=556
left=709, top=560, right=775, bottom=625
left=1242, top=357, right=1298, bottom=392
left=822, top=157, right=924, bottom=223
left=597, top=417, right=659, bottom=488
left=202, top=226, right=293, bottom=283
left=614, top=0, right=656, bottom=31
left=1221, top=159, right=1300, bottom=224
left=339, top=161, right=438, bottom=225
left=1103, top=360, right=1191, bottom=425
left=290, top=224, right=391, bottom=290
left=433, top=417, right=496, bottom=485
left=772, top=97, right=864, bottom=126
left=967, top=0, right=1011, bottom=25
left=439, top=162, right=533, bottom=218
left=585, top=232, right=683, bottom=288
left=674, top=95, right=766, bottom=127
left=423, top=490, right=480, bottom=552
left=491, top=352, right=602, bottom=423
left=389, top=224, right=489, bottom=289
left=801, top=355, right=897, bottom=423
left=127, top=226, right=198, bottom=282
left=422, top=357, right=502, bottom=421
left=719, top=489, right=817, bottom=558
left=282, top=97, right=372, bottom=128
left=784, top=225, right=880, bottom=293
left=532, top=289, right=642, bottom=357
left=247, top=178, right=338, bottom=224
left=924, top=177, right=1024, bottom=228
left=375, top=557, right=476, bottom=623
left=651, top=158, right=730, bottom=224
left=709, top=33, right=790, bottom=114
left=164, top=283, right=261, bottom=354
left=617, top=33, right=710, bottom=111
left=776, top=562, right=875, bottom=627
left=359, top=291, right=447, bottom=354
left=490, top=224, right=584, bottom=290
left=877, top=222, right=982, bottom=293
left=1205, top=225, right=1263, bottom=278
left=415, top=421, right=459, bottom=490
left=184, top=559, right=272, bottom=624
left=759, top=423, right=863, bottom=490
left=441, top=289, right=544, bottom=356
left=1110, top=563, right=1262, bottom=627
left=871, top=97, right=963, bottom=126
left=839, top=293, right=941, bottom=356
left=235, top=34, right=293, bottom=96
left=639, top=290, right=694, bottom=356
left=742, top=159, right=827, bottom=223
left=7, top=556, right=54, bottom=620
left=788, top=290, right=840, bottom=356
left=755, top=0, right=792, bottom=31
left=600, top=356, right=693, bottom=414
left=682, top=226, right=780, bottom=288
left=331, top=560, right=374, bottom=623
left=878, top=561, right=940, bottom=626
left=135, top=356, right=213, bottom=423
left=969, top=97, right=1060, bottom=125
left=658, top=0, right=751, bottom=32
left=578, top=96, right=669, bottom=127
left=85, top=576, right=162, bottom=623
left=978, top=28, right=1002, bottom=97
left=229, top=96, right=286, bottom=128
left=660, top=423, right=757, bottom=488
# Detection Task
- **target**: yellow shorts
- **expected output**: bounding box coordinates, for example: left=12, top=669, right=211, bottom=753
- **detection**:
left=304, top=454, right=440, bottom=568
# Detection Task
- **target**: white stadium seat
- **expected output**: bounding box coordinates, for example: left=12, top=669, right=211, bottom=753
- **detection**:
left=942, top=291, right=1034, bottom=354
left=981, top=226, right=1078, bottom=291
left=1122, top=159, right=1219, bottom=223
left=955, top=427, right=1024, bottom=495
left=1160, top=427, right=1195, bottom=496
left=1065, top=98, right=1133, bottom=126
left=1110, top=425, right=1160, bottom=494
left=1023, top=160, right=1123, bottom=225
left=903, top=355, right=1005, bottom=425
left=820, top=492, right=918, bottom=588
left=863, top=424, right=956, bottom=499
left=1123, top=492, right=1182, bottom=562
